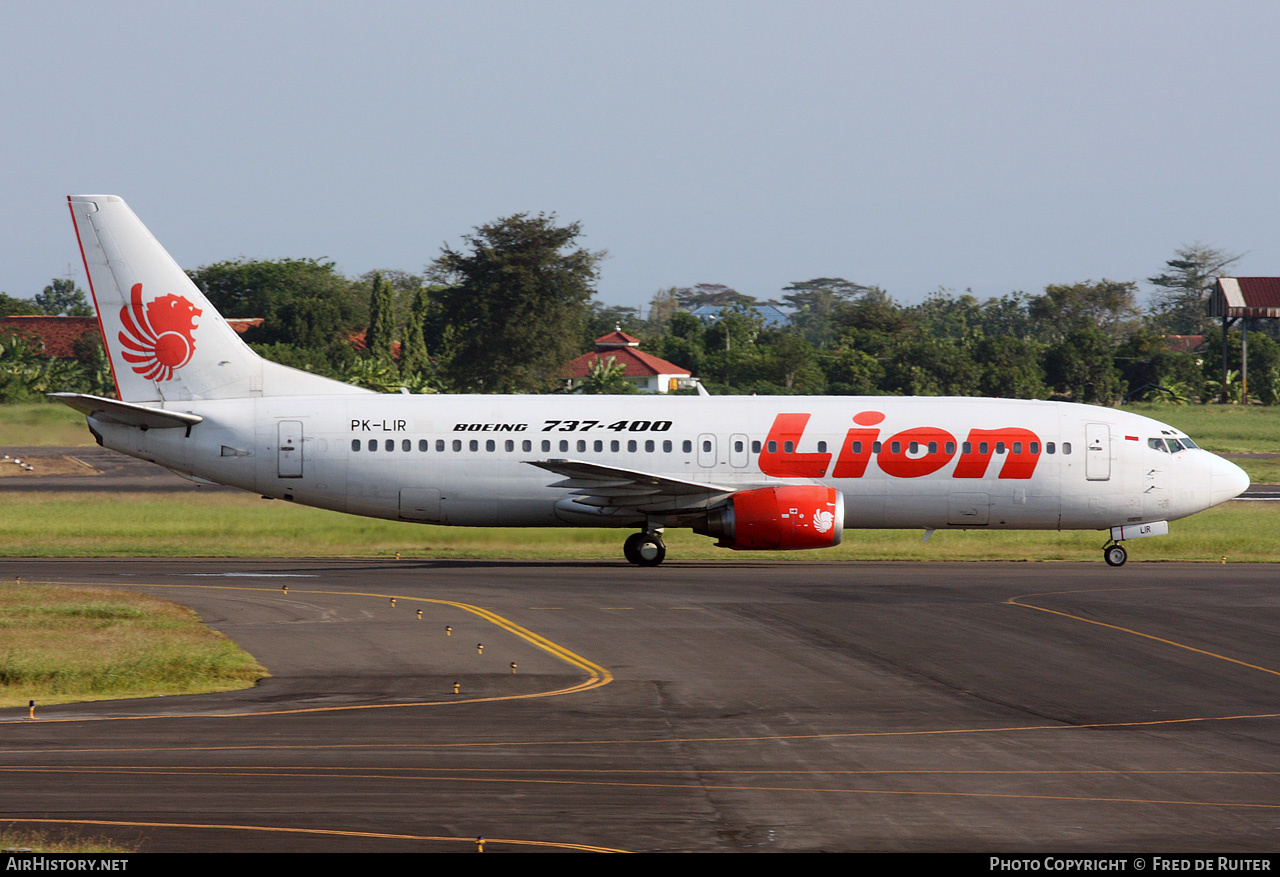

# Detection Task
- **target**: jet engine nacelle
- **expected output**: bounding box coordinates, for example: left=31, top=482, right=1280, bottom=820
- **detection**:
left=695, top=486, right=845, bottom=551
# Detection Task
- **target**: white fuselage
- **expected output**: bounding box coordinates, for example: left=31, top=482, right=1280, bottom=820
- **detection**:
left=89, top=393, right=1245, bottom=533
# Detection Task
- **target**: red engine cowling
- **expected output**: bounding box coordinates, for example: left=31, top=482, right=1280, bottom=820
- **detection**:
left=694, top=486, right=844, bottom=551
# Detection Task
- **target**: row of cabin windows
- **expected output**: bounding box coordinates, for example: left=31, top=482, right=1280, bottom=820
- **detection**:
left=352, top=437, right=690, bottom=454
left=351, top=437, right=1073, bottom=456
left=824, top=440, right=1071, bottom=456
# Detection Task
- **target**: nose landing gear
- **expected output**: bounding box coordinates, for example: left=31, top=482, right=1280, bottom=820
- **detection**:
left=624, top=531, right=666, bottom=566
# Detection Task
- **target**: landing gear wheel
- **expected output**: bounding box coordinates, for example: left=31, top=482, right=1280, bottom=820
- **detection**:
left=1104, top=544, right=1128, bottom=567
left=624, top=532, right=666, bottom=566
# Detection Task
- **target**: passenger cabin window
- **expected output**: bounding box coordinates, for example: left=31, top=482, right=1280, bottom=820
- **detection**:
left=351, top=439, right=360, bottom=451
left=683, top=440, right=692, bottom=453
left=452, top=440, right=462, bottom=452
left=1062, top=442, right=1072, bottom=454
left=1046, top=442, right=1055, bottom=454
left=368, top=439, right=377, bottom=452
left=403, top=439, right=411, bottom=452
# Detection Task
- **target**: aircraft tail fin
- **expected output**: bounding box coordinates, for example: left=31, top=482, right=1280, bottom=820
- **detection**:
left=68, top=195, right=371, bottom=403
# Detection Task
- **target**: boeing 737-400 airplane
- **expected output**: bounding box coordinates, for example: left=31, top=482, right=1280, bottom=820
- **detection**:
left=55, top=195, right=1249, bottom=566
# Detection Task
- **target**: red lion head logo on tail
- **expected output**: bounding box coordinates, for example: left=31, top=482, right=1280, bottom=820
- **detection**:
left=118, top=283, right=203, bottom=381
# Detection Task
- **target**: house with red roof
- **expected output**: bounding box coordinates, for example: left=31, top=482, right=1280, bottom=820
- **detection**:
left=562, top=330, right=700, bottom=394
left=0, top=315, right=263, bottom=358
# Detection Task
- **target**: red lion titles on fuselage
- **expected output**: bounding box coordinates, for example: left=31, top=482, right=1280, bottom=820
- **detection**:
left=118, top=282, right=203, bottom=382
left=759, top=412, right=1043, bottom=480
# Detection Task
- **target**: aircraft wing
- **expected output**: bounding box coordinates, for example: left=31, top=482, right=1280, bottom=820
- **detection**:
left=527, top=459, right=738, bottom=512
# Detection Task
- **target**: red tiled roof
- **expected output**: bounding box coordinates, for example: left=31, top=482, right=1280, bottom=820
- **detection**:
left=348, top=329, right=402, bottom=358
left=593, top=330, right=640, bottom=347
left=0, top=315, right=261, bottom=358
left=562, top=348, right=690, bottom=379
left=226, top=318, right=263, bottom=333
left=1164, top=335, right=1206, bottom=355
left=0, top=316, right=98, bottom=358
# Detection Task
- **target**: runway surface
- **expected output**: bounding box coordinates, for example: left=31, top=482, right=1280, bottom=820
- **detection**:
left=1, top=558, right=1279, bottom=853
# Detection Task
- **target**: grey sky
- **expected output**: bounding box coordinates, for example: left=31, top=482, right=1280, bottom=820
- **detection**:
left=3, top=1, right=1277, bottom=315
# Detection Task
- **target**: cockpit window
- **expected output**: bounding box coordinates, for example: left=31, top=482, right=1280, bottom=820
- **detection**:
left=1148, top=438, right=1169, bottom=453
left=1166, top=438, right=1186, bottom=452
left=1181, top=438, right=1198, bottom=449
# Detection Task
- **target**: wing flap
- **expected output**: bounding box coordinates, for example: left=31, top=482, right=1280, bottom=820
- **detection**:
left=528, top=459, right=737, bottom=513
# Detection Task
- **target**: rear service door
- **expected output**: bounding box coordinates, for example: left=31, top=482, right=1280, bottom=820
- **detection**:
left=278, top=420, right=303, bottom=478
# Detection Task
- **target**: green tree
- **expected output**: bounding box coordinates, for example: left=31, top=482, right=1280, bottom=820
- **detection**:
left=576, top=356, right=639, bottom=394
left=781, top=277, right=871, bottom=347
left=1148, top=243, right=1242, bottom=335
left=645, top=287, right=680, bottom=331
left=188, top=258, right=362, bottom=368
left=880, top=335, right=980, bottom=397
left=365, top=272, right=396, bottom=363
left=1044, top=326, right=1124, bottom=404
left=34, top=278, right=93, bottom=316
left=430, top=213, right=602, bottom=393
left=1029, top=280, right=1140, bottom=341
left=0, top=293, right=42, bottom=318
left=973, top=336, right=1048, bottom=399
left=674, top=283, right=754, bottom=311
left=400, top=288, right=432, bottom=380
left=1113, top=331, right=1202, bottom=402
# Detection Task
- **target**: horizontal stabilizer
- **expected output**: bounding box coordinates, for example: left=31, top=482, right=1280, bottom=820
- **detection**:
left=50, top=392, right=203, bottom=430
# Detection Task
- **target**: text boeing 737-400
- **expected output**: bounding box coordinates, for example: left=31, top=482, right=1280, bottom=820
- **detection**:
left=55, top=195, right=1249, bottom=566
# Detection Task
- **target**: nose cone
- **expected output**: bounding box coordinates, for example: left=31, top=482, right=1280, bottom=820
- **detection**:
left=1208, top=454, right=1250, bottom=506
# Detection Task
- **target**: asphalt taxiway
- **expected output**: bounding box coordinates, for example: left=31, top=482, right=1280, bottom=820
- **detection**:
left=1, top=558, right=1279, bottom=852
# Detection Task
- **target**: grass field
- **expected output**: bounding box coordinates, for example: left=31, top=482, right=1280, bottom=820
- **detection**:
left=0, top=489, right=1271, bottom=562
left=0, top=826, right=137, bottom=854
left=0, top=402, right=96, bottom=446
left=0, top=583, right=266, bottom=708
left=1120, top=402, right=1280, bottom=454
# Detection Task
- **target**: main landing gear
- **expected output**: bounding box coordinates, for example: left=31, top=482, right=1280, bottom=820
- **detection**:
left=624, top=531, right=666, bottom=567
left=1102, top=540, right=1128, bottom=567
